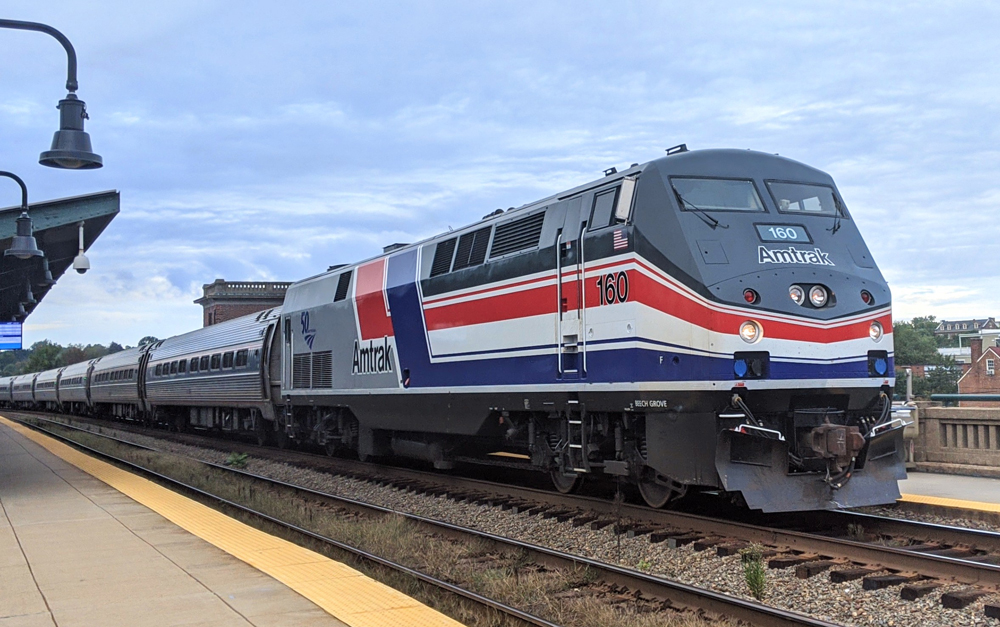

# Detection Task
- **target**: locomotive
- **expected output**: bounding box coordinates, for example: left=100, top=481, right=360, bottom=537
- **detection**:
left=0, top=147, right=906, bottom=512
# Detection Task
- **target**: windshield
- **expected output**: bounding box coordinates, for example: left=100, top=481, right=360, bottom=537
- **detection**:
left=670, top=177, right=764, bottom=212
left=766, top=181, right=844, bottom=217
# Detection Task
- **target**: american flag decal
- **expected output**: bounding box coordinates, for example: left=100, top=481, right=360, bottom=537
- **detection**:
left=613, top=229, right=628, bottom=250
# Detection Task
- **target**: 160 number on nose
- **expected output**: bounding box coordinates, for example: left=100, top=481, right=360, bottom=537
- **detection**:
left=596, top=271, right=629, bottom=306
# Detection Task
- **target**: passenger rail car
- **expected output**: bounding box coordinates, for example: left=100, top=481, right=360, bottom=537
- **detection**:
left=144, top=308, right=281, bottom=436
left=57, top=359, right=94, bottom=415
left=0, top=148, right=906, bottom=512
left=89, top=346, right=145, bottom=420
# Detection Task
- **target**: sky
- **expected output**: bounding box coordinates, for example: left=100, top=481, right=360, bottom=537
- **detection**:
left=2, top=1, right=999, bottom=347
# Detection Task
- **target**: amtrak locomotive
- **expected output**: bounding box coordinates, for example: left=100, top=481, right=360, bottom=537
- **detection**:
left=0, top=147, right=906, bottom=512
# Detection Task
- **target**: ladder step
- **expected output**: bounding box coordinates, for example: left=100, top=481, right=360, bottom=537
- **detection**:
left=569, top=444, right=583, bottom=449
left=568, top=420, right=582, bottom=425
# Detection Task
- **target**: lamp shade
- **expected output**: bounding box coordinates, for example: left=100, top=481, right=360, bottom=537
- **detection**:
left=5, top=212, right=44, bottom=259
left=39, top=94, right=102, bottom=169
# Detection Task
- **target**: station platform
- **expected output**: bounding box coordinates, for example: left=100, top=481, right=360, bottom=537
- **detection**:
left=899, top=470, right=1000, bottom=514
left=0, top=416, right=462, bottom=627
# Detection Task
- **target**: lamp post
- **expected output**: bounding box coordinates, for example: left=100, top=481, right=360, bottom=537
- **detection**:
left=0, top=172, right=44, bottom=260
left=0, top=19, right=102, bottom=169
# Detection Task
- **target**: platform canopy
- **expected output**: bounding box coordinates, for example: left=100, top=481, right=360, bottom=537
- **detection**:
left=0, top=190, right=119, bottom=323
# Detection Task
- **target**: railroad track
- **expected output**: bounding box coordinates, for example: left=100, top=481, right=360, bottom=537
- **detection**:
left=14, top=411, right=1000, bottom=613
left=11, top=412, right=840, bottom=627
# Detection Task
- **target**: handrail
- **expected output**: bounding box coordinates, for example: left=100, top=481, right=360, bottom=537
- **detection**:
left=555, top=231, right=563, bottom=376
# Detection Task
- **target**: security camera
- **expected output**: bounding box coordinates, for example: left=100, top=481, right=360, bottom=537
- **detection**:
left=73, top=253, right=90, bottom=274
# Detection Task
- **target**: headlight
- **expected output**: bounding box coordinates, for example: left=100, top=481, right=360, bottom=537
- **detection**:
left=789, top=285, right=805, bottom=305
left=869, top=320, right=883, bottom=342
left=739, top=320, right=762, bottom=343
left=809, top=285, right=828, bottom=307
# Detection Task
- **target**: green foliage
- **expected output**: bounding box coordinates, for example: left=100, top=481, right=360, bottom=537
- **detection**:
left=739, top=543, right=767, bottom=601
left=1, top=339, right=131, bottom=375
left=892, top=315, right=963, bottom=398
left=224, top=452, right=248, bottom=468
left=138, top=336, right=160, bottom=347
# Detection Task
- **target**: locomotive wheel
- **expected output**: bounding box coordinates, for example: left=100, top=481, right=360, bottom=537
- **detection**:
left=550, top=469, right=581, bottom=494
left=638, top=471, right=686, bottom=509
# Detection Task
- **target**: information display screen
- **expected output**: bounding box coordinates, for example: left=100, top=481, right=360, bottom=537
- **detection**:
left=0, top=322, right=23, bottom=350
left=754, top=224, right=811, bottom=244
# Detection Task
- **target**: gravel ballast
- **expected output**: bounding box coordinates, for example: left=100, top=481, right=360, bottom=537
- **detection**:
left=32, top=416, right=1000, bottom=627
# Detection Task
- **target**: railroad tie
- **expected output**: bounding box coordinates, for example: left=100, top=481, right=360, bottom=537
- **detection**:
left=862, top=573, right=922, bottom=590
left=941, top=588, right=989, bottom=609
left=795, top=560, right=837, bottom=579
left=985, top=603, right=1000, bottom=619
left=829, top=567, right=880, bottom=583
left=767, top=553, right=820, bottom=569
left=715, top=542, right=748, bottom=557
left=900, top=582, right=941, bottom=601
left=692, top=537, right=725, bottom=552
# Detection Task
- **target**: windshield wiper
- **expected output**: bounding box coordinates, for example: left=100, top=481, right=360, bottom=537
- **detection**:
left=827, top=198, right=843, bottom=234
left=673, top=190, right=728, bottom=229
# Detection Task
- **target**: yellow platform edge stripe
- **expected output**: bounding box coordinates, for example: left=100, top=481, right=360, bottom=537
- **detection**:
left=1, top=416, right=464, bottom=627
left=899, top=492, right=1000, bottom=514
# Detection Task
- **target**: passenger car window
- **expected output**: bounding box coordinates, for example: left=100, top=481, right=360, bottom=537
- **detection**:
left=210, top=354, right=221, bottom=370
left=190, top=358, right=199, bottom=372
left=178, top=360, right=186, bottom=373
left=169, top=361, right=178, bottom=374
left=155, top=364, right=162, bottom=376
left=223, top=352, right=234, bottom=368
left=235, top=349, right=248, bottom=368
left=200, top=356, right=210, bottom=371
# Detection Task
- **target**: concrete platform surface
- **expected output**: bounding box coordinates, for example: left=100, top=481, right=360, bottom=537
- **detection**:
left=0, top=417, right=462, bottom=627
left=899, top=470, right=1000, bottom=512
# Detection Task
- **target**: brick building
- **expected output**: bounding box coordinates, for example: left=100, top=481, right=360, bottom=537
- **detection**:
left=935, top=317, right=998, bottom=340
left=956, top=338, right=1000, bottom=407
left=194, top=279, right=290, bottom=327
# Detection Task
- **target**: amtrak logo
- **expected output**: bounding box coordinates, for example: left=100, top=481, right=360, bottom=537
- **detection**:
left=300, top=311, right=317, bottom=350
left=757, top=246, right=835, bottom=266
left=353, top=336, right=394, bottom=375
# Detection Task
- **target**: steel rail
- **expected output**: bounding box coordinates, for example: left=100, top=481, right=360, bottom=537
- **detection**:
left=18, top=410, right=1000, bottom=586
left=11, top=415, right=559, bottom=627
left=14, top=413, right=836, bottom=627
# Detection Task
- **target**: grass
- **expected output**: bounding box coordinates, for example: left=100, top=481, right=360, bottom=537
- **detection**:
left=22, top=414, right=732, bottom=627
left=739, top=543, right=768, bottom=601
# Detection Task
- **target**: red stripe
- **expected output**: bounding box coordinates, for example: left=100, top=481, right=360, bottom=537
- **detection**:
left=423, top=264, right=891, bottom=344
left=356, top=259, right=394, bottom=340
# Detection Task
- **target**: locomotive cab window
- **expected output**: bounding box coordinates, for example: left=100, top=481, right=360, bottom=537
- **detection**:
left=210, top=354, right=221, bottom=370
left=223, top=352, right=234, bottom=368
left=670, top=177, right=765, bottom=212
left=765, top=181, right=845, bottom=218
left=589, top=188, right=619, bottom=230
left=235, top=349, right=248, bottom=368
left=200, top=355, right=210, bottom=371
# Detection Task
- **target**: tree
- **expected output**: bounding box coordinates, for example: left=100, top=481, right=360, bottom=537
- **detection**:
left=22, top=341, right=63, bottom=374
left=107, top=342, right=124, bottom=354
left=59, top=344, right=87, bottom=367
left=138, top=336, right=159, bottom=347
left=892, top=320, right=939, bottom=366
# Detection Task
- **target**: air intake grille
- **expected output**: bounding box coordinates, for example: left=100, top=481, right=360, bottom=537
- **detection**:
left=292, top=353, right=311, bottom=389
left=312, top=351, right=333, bottom=388
left=430, top=238, right=456, bottom=277
left=490, top=212, right=545, bottom=258
left=452, top=226, right=492, bottom=271
left=334, top=271, right=352, bottom=302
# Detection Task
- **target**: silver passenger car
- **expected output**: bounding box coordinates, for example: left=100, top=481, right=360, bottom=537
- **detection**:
left=145, top=308, right=281, bottom=433
left=89, top=347, right=145, bottom=419
left=58, top=359, right=95, bottom=413
left=33, top=368, right=64, bottom=410
left=11, top=373, right=38, bottom=405
left=0, top=376, right=13, bottom=404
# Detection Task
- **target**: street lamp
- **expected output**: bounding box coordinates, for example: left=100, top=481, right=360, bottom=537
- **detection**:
left=0, top=19, right=102, bottom=169
left=0, top=171, right=44, bottom=260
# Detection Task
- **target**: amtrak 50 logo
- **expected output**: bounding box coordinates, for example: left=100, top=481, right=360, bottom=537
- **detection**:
left=353, top=336, right=394, bottom=375
left=757, top=246, right=835, bottom=267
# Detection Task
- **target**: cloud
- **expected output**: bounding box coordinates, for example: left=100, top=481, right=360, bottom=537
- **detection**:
left=4, top=1, right=1000, bottom=345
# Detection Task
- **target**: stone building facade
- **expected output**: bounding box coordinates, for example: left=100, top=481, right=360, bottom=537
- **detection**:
left=194, top=279, right=290, bottom=327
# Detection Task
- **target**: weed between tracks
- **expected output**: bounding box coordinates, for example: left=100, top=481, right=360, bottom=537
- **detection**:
left=26, top=416, right=727, bottom=627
